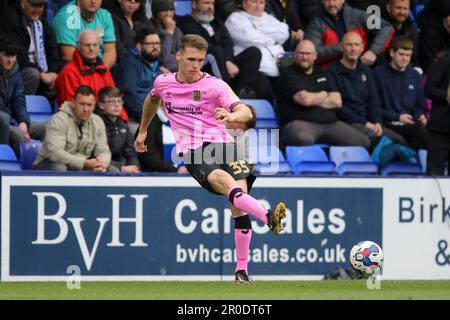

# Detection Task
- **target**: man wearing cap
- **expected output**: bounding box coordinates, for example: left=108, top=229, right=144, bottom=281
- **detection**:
left=150, top=0, right=183, bottom=72
left=0, top=0, right=63, bottom=96
left=52, top=0, right=117, bottom=69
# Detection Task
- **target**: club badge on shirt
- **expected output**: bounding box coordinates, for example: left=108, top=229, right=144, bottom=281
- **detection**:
left=361, top=74, right=367, bottom=82
left=193, top=90, right=201, bottom=101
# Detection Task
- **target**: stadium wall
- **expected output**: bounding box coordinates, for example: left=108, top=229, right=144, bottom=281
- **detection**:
left=1, top=172, right=449, bottom=281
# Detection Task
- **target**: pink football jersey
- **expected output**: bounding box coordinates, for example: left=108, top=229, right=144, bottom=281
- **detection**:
left=151, top=73, right=241, bottom=154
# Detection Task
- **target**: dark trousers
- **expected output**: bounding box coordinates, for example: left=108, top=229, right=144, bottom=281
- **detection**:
left=20, top=67, right=56, bottom=108
left=351, top=123, right=406, bottom=151
left=281, top=120, right=371, bottom=149
left=384, top=122, right=428, bottom=150
left=136, top=117, right=177, bottom=173
left=427, top=131, right=450, bottom=176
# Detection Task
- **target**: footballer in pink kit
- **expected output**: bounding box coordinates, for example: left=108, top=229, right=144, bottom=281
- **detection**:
left=135, top=34, right=286, bottom=284
left=150, top=72, right=238, bottom=155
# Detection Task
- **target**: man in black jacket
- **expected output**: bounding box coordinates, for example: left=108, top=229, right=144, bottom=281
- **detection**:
left=265, top=0, right=305, bottom=47
left=418, top=0, right=450, bottom=72
left=177, top=0, right=272, bottom=100
left=96, top=86, right=141, bottom=173
left=425, top=51, right=450, bottom=175
left=0, top=0, right=62, bottom=96
left=295, top=0, right=322, bottom=29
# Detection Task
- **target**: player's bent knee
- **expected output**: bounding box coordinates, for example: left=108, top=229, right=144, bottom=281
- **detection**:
left=207, top=169, right=236, bottom=194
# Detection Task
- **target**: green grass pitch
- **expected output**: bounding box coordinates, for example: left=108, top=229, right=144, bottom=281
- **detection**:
left=0, top=280, right=449, bottom=300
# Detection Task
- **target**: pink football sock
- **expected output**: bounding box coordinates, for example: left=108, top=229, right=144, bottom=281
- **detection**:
left=235, top=228, right=253, bottom=273
left=227, top=187, right=268, bottom=224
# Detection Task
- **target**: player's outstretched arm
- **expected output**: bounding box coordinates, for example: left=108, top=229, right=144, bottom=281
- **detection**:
left=134, top=94, right=161, bottom=153
left=214, top=103, right=253, bottom=124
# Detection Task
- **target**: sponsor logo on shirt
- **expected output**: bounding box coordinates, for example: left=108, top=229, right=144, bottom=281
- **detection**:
left=165, top=102, right=203, bottom=115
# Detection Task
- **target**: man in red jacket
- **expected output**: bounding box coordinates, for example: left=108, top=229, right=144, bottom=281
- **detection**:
left=305, top=0, right=395, bottom=68
left=55, top=28, right=128, bottom=121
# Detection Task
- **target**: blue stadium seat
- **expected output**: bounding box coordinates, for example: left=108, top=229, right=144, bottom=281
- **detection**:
left=0, top=144, right=22, bottom=171
left=315, top=144, right=330, bottom=150
left=249, top=144, right=291, bottom=175
left=241, top=99, right=278, bottom=129
left=380, top=158, right=423, bottom=176
left=25, top=95, right=53, bottom=122
left=20, top=140, right=42, bottom=170
left=329, top=146, right=378, bottom=176
left=285, top=146, right=335, bottom=175
left=175, top=1, right=192, bottom=16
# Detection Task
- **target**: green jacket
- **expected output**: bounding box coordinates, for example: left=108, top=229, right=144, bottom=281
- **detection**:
left=34, top=101, right=111, bottom=170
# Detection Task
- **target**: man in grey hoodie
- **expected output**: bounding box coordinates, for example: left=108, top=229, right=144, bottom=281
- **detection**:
left=33, top=85, right=111, bottom=171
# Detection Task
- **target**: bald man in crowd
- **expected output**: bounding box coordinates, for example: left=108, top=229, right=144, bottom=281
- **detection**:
left=54, top=28, right=127, bottom=121
left=328, top=32, right=405, bottom=150
left=276, top=39, right=370, bottom=148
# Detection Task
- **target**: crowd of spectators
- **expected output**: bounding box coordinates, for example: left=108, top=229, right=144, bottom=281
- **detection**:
left=0, top=0, right=449, bottom=175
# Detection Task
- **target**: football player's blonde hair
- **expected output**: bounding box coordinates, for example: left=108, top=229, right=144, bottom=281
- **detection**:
left=180, top=34, right=209, bottom=53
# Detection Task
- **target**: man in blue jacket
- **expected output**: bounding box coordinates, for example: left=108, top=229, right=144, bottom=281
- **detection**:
left=374, top=35, right=428, bottom=150
left=328, top=31, right=405, bottom=150
left=114, top=25, right=164, bottom=136
left=0, top=34, right=46, bottom=158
